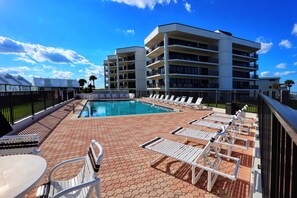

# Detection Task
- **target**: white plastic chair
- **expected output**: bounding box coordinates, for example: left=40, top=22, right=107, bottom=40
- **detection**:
left=36, top=140, right=104, bottom=198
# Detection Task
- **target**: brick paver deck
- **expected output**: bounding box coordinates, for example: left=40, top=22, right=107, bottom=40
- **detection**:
left=22, top=99, right=255, bottom=198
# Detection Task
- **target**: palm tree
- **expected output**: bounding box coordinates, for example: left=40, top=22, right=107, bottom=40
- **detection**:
left=78, top=79, right=87, bottom=89
left=89, top=75, right=97, bottom=89
left=284, top=80, right=295, bottom=91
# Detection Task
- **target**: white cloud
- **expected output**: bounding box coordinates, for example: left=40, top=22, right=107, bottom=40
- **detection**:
left=84, top=65, right=104, bottom=80
left=0, top=36, right=92, bottom=65
left=294, top=62, right=297, bottom=66
left=184, top=2, right=191, bottom=12
left=14, top=56, right=36, bottom=64
left=256, top=37, right=273, bottom=54
left=111, top=0, right=174, bottom=10
left=123, top=29, right=135, bottom=35
left=274, top=71, right=297, bottom=76
left=51, top=70, right=73, bottom=79
left=292, top=23, right=297, bottom=36
left=279, top=39, right=292, bottom=49
left=0, top=66, right=30, bottom=76
left=276, top=63, right=287, bottom=69
left=260, top=71, right=271, bottom=77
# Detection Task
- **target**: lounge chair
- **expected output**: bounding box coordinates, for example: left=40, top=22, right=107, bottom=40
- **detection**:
left=174, top=96, right=186, bottom=106
left=190, top=116, right=251, bottom=135
left=171, top=126, right=249, bottom=156
left=36, top=140, right=104, bottom=198
left=112, top=93, right=118, bottom=100
left=156, top=95, right=164, bottom=102
left=99, top=93, right=105, bottom=100
left=169, top=96, right=180, bottom=105
left=187, top=97, right=203, bottom=109
left=140, top=129, right=241, bottom=191
left=105, top=93, right=112, bottom=99
left=0, top=134, right=40, bottom=156
left=145, top=94, right=153, bottom=100
left=159, top=95, right=169, bottom=103
left=149, top=94, right=156, bottom=100
left=164, top=95, right=174, bottom=103
left=181, top=97, right=193, bottom=106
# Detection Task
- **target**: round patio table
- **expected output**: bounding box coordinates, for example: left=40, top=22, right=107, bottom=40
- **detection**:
left=0, top=154, right=47, bottom=198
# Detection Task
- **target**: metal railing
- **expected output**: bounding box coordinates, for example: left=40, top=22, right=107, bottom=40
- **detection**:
left=258, top=93, right=297, bottom=198
left=0, top=90, right=74, bottom=124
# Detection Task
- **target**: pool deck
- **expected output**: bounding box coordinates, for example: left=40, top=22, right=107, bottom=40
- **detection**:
left=18, top=99, right=256, bottom=198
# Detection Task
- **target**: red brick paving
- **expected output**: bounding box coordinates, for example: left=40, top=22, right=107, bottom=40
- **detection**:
left=21, top=99, right=255, bottom=198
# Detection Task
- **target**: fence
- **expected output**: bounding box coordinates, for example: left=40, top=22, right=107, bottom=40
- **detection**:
left=258, top=93, right=297, bottom=198
left=0, top=90, right=74, bottom=124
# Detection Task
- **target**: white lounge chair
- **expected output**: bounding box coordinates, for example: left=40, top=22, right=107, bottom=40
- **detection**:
left=159, top=95, right=169, bottom=103
left=169, top=96, right=180, bottom=105
left=156, top=95, right=164, bottom=102
left=181, top=97, right=193, bottom=106
left=164, top=95, right=175, bottom=103
left=36, top=140, right=104, bottom=198
left=140, top=130, right=241, bottom=191
left=188, top=97, right=203, bottom=109
left=171, top=126, right=249, bottom=156
left=175, top=96, right=186, bottom=106
left=0, top=134, right=40, bottom=156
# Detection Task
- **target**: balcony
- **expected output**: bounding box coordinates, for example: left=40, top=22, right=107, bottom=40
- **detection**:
left=146, top=41, right=164, bottom=54
left=169, top=52, right=218, bottom=64
left=146, top=55, right=164, bottom=66
left=147, top=84, right=165, bottom=89
left=233, top=61, right=258, bottom=69
left=168, top=38, right=218, bottom=51
left=118, top=55, right=135, bottom=62
left=233, top=50, right=258, bottom=59
left=233, top=85, right=259, bottom=89
left=170, top=83, right=219, bottom=89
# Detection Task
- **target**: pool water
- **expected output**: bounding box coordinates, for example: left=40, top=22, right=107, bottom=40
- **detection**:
left=79, top=100, right=174, bottom=117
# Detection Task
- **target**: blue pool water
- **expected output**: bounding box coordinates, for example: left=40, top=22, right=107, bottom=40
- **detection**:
left=79, top=100, right=174, bottom=117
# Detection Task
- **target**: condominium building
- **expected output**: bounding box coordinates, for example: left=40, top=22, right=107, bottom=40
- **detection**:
left=257, top=77, right=281, bottom=98
left=104, top=46, right=146, bottom=93
left=145, top=23, right=261, bottom=94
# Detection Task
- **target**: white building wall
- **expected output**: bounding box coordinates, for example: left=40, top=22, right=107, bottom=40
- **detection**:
left=218, top=33, right=233, bottom=89
left=134, top=47, right=146, bottom=91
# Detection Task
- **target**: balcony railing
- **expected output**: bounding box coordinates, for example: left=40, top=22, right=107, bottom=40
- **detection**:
left=147, top=84, right=165, bottom=88
left=146, top=55, right=164, bottom=66
left=233, top=61, right=258, bottom=68
left=170, top=83, right=219, bottom=88
left=258, top=93, right=297, bottom=198
left=233, top=50, right=258, bottom=59
left=118, top=55, right=135, bottom=62
left=146, top=41, right=164, bottom=54
left=168, top=38, right=218, bottom=51
left=233, top=85, right=259, bottom=89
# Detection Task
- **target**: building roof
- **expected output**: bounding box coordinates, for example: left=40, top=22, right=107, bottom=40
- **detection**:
left=33, top=77, right=79, bottom=88
left=0, top=73, right=32, bottom=86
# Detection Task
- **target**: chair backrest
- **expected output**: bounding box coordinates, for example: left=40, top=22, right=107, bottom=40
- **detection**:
left=0, top=134, right=40, bottom=156
left=163, top=95, right=169, bottom=101
left=148, top=94, right=153, bottom=98
left=186, top=97, right=193, bottom=104
left=179, top=97, right=186, bottom=103
left=158, top=95, right=164, bottom=100
left=195, top=97, right=203, bottom=105
left=174, top=97, right=181, bottom=102
left=169, top=95, right=175, bottom=101
left=81, top=140, right=104, bottom=180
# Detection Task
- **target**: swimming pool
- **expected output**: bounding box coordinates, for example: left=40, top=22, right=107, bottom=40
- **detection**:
left=79, top=100, right=175, bottom=118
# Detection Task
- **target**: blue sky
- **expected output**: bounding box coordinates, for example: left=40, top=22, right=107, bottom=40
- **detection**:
left=0, top=0, right=296, bottom=90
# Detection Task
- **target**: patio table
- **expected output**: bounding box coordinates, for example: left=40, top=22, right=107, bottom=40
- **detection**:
left=0, top=154, right=47, bottom=198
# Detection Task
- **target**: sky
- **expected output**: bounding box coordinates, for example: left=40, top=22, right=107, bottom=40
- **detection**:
left=0, top=0, right=296, bottom=91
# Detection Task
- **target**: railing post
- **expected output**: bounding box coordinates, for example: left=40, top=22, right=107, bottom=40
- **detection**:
left=31, top=91, right=35, bottom=117
left=43, top=91, right=46, bottom=110
left=9, top=92, right=14, bottom=125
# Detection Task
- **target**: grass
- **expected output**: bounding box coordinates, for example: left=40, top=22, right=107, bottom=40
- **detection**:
left=1, top=99, right=61, bottom=123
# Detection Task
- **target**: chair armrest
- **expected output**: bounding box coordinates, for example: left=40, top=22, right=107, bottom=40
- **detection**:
left=49, top=156, right=85, bottom=181
left=52, top=177, right=101, bottom=198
